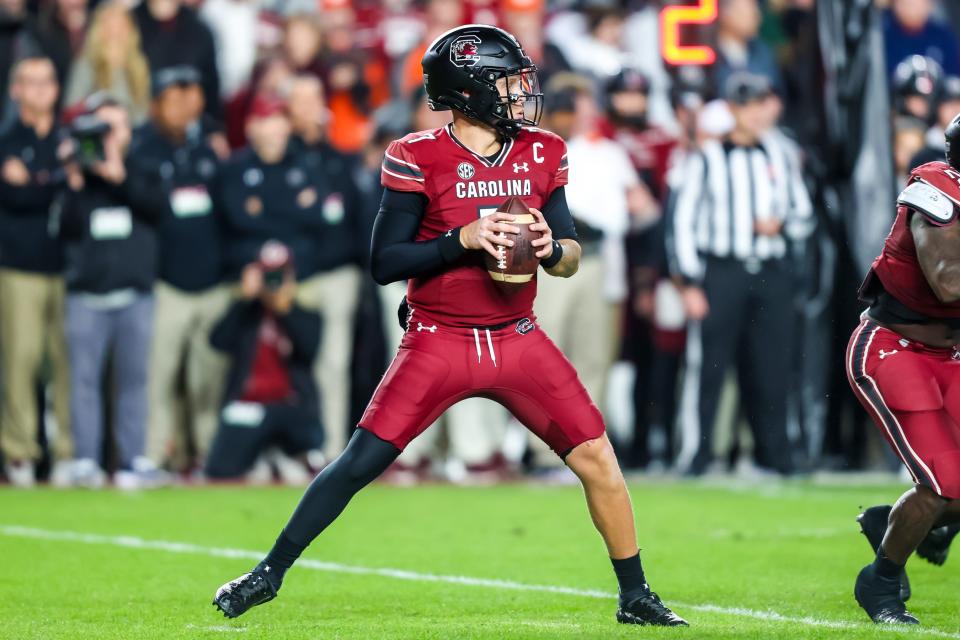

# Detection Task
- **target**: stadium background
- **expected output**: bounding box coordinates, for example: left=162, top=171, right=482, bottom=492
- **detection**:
left=1, top=0, right=959, bottom=638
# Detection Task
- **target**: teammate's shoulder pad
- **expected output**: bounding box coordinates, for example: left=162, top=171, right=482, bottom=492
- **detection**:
left=899, top=180, right=957, bottom=226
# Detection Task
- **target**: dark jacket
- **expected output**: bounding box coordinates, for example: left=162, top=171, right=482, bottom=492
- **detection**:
left=133, top=3, right=222, bottom=122
left=59, top=157, right=166, bottom=294
left=291, top=136, right=365, bottom=271
left=0, top=118, right=64, bottom=273
left=131, top=122, right=223, bottom=291
left=210, top=299, right=321, bottom=414
left=217, top=146, right=336, bottom=281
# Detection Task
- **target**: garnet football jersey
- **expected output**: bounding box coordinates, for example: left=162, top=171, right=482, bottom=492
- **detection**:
left=863, top=161, right=960, bottom=321
left=381, top=124, right=568, bottom=327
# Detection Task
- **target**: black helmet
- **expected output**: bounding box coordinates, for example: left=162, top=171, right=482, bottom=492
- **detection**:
left=421, top=24, right=543, bottom=137
left=945, top=112, right=960, bottom=169
left=893, top=55, right=944, bottom=122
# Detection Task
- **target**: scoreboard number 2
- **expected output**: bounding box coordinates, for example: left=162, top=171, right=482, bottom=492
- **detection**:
left=660, top=0, right=718, bottom=66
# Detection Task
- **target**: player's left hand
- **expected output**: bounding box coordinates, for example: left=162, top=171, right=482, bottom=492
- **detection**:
left=529, top=208, right=554, bottom=260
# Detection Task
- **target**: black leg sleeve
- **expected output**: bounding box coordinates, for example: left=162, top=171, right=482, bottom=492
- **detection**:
left=266, top=428, right=400, bottom=573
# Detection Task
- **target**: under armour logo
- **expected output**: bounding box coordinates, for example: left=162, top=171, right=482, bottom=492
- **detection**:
left=513, top=162, right=529, bottom=173
left=445, top=229, right=453, bottom=237
left=417, top=322, right=437, bottom=333
left=879, top=349, right=898, bottom=360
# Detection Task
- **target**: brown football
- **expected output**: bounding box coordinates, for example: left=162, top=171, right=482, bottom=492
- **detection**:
left=483, top=196, right=542, bottom=288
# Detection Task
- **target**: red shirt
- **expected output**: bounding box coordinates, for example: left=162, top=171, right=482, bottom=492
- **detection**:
left=381, top=124, right=568, bottom=327
left=866, top=161, right=960, bottom=321
left=240, top=314, right=294, bottom=404
left=601, top=119, right=676, bottom=199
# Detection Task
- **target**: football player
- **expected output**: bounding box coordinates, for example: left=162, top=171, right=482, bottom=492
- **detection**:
left=212, top=24, right=686, bottom=627
left=848, top=114, right=960, bottom=624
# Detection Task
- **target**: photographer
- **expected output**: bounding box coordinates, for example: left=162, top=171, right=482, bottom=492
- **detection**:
left=59, top=94, right=167, bottom=489
left=0, top=56, right=72, bottom=488
left=205, top=241, right=323, bottom=481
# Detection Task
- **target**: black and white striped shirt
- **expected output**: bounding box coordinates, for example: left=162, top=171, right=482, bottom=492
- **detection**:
left=668, top=133, right=813, bottom=284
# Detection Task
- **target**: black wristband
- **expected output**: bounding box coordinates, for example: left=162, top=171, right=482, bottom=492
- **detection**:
left=540, top=239, right=563, bottom=269
left=438, top=227, right=466, bottom=263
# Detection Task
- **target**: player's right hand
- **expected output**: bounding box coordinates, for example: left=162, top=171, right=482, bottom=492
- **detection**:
left=459, top=213, right=520, bottom=260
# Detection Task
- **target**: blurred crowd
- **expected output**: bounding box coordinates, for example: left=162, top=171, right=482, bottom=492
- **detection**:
left=0, top=0, right=956, bottom=488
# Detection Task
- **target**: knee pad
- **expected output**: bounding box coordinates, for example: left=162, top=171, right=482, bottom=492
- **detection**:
left=874, top=353, right=943, bottom=412
left=930, top=450, right=960, bottom=499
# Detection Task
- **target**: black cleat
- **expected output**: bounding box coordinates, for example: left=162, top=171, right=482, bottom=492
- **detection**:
left=854, top=564, right=919, bottom=625
left=857, top=506, right=910, bottom=602
left=212, top=563, right=278, bottom=619
left=616, top=590, right=688, bottom=627
left=916, top=524, right=960, bottom=566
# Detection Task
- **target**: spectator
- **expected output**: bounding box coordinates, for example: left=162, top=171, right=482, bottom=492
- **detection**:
left=134, top=0, right=222, bottom=123
left=556, top=5, right=628, bottom=79
left=893, top=115, right=928, bottom=188
left=603, top=67, right=675, bottom=199
left=910, top=74, right=960, bottom=168
left=884, top=0, right=960, bottom=78
left=282, top=13, right=323, bottom=78
left=205, top=240, right=322, bottom=481
left=892, top=55, right=944, bottom=124
left=65, top=1, right=151, bottom=124
left=284, top=74, right=364, bottom=459
left=317, top=3, right=389, bottom=153
left=0, top=0, right=35, bottom=110
left=0, top=57, right=71, bottom=488
left=59, top=95, right=167, bottom=488
left=223, top=56, right=293, bottom=150
left=199, top=0, right=259, bottom=100
left=532, top=73, right=649, bottom=469
left=601, top=67, right=677, bottom=467
left=134, top=67, right=230, bottom=472
left=669, top=73, right=812, bottom=476
left=217, top=94, right=317, bottom=281
left=714, top=0, right=784, bottom=97
left=26, top=0, right=89, bottom=103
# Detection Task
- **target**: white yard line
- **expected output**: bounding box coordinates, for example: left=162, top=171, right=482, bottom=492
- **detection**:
left=2, top=524, right=958, bottom=638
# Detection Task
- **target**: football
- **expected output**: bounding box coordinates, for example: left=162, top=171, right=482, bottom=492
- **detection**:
left=483, top=196, right=542, bottom=287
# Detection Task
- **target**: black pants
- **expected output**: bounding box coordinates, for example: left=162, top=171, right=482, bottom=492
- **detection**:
left=205, top=403, right=324, bottom=478
left=677, top=257, right=795, bottom=475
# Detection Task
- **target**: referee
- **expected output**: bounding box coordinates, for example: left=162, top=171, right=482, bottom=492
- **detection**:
left=668, top=73, right=813, bottom=476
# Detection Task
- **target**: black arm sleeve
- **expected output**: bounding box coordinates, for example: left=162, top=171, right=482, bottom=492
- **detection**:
left=369, top=188, right=466, bottom=285
left=542, top=186, right=578, bottom=242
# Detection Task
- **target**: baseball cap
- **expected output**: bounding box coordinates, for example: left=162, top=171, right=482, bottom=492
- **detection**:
left=151, top=65, right=202, bottom=98
left=247, top=94, right=288, bottom=121
left=723, top=72, right=772, bottom=105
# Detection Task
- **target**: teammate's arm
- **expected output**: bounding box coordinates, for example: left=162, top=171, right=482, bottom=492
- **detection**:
left=910, top=212, right=960, bottom=303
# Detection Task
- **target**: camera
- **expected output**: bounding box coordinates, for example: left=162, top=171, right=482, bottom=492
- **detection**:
left=262, top=266, right=286, bottom=291
left=257, top=240, right=292, bottom=291
left=67, top=115, right=111, bottom=168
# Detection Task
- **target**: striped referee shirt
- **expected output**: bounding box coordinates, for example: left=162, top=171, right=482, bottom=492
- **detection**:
left=668, top=132, right=813, bottom=284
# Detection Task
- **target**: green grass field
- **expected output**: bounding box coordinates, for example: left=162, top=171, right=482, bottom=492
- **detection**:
left=0, top=479, right=958, bottom=639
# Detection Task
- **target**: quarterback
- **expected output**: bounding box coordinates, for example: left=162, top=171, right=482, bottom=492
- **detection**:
left=849, top=116, right=960, bottom=624
left=212, top=25, right=686, bottom=627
